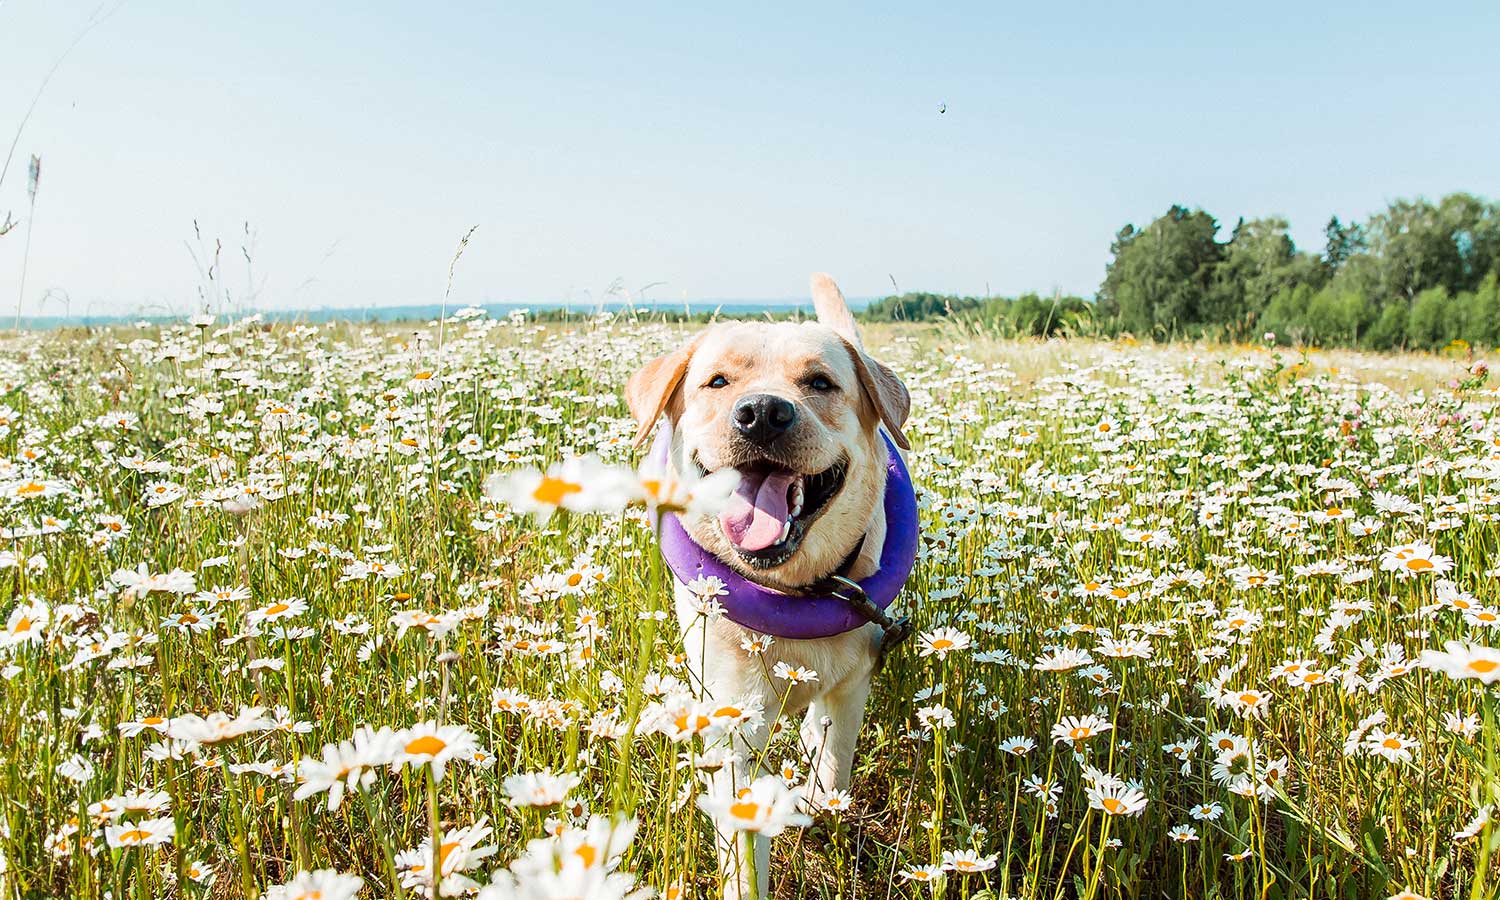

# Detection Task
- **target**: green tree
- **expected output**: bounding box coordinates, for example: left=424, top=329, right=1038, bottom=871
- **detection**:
left=1364, top=300, right=1409, bottom=350
left=1323, top=216, right=1365, bottom=271
left=1356, top=194, right=1500, bottom=302
left=1407, top=286, right=1456, bottom=349
left=1097, top=192, right=1500, bottom=349
left=1468, top=271, right=1500, bottom=345
left=1261, top=284, right=1314, bottom=343
left=1205, top=217, right=1323, bottom=337
left=861, top=292, right=981, bottom=322
left=1098, top=205, right=1224, bottom=337
left=1303, top=287, right=1370, bottom=345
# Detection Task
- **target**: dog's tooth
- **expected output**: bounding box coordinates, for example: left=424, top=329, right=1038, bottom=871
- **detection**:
left=778, top=518, right=792, bottom=545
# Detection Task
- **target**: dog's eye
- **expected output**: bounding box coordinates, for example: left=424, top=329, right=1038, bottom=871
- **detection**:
left=706, top=374, right=729, bottom=389
left=807, top=375, right=836, bottom=392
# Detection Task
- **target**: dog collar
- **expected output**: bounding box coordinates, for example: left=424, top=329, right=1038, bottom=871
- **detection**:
left=651, top=430, right=920, bottom=639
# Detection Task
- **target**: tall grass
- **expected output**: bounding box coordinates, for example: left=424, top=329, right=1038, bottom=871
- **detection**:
left=0, top=317, right=1496, bottom=899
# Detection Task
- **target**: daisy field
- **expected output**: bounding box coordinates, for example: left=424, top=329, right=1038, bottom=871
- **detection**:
left=1, top=313, right=1498, bottom=900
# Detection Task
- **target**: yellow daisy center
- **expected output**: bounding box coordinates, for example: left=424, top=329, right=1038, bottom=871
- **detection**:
left=575, top=842, right=599, bottom=868
left=674, top=714, right=710, bottom=733
left=533, top=476, right=583, bottom=506
left=405, top=735, right=447, bottom=756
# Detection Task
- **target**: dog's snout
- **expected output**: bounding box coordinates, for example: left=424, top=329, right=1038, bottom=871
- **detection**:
left=732, top=393, right=797, bottom=444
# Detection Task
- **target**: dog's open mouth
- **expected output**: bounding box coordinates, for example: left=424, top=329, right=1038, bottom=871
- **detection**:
left=695, top=455, right=847, bottom=568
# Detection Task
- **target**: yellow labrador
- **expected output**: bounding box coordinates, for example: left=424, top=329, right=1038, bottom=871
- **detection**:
left=625, top=274, right=910, bottom=896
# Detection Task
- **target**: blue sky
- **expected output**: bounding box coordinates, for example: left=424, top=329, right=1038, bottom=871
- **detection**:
left=1, top=1, right=1496, bottom=316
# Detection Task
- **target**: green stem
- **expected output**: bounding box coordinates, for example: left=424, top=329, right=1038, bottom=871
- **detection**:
left=743, top=829, right=761, bottom=900
left=222, top=767, right=257, bottom=900
left=357, top=785, right=408, bottom=900
left=427, top=769, right=443, bottom=898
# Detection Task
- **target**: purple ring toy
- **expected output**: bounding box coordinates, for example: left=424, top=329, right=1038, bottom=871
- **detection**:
left=651, top=429, right=920, bottom=639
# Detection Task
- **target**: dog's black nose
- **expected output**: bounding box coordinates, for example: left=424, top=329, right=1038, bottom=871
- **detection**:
left=733, top=394, right=797, bottom=444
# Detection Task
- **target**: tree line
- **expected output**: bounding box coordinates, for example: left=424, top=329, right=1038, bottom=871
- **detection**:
left=863, top=193, right=1500, bottom=350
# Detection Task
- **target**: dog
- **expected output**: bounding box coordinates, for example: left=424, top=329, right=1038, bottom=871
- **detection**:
left=625, top=273, right=911, bottom=896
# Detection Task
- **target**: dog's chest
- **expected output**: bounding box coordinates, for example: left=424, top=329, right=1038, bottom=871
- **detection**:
left=675, top=584, right=880, bottom=700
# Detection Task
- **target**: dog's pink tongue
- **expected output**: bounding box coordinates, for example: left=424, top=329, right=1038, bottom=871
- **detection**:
left=719, top=470, right=794, bottom=552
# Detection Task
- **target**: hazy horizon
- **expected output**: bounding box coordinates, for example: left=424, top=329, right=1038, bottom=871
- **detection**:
left=2, top=1, right=1498, bottom=319
left=10, top=293, right=884, bottom=327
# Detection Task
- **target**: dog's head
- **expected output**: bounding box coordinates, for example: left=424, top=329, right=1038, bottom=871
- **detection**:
left=626, top=274, right=910, bottom=589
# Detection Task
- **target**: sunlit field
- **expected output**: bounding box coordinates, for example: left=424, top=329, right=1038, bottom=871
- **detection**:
left=3, top=313, right=1499, bottom=900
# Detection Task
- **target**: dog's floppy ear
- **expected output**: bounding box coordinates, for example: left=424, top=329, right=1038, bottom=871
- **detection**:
left=625, top=335, right=700, bottom=448
left=839, top=337, right=912, bottom=451
left=812, top=273, right=862, bottom=350
left=816, top=273, right=910, bottom=446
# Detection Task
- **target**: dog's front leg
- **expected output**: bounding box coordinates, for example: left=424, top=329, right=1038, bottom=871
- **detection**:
left=800, top=627, right=881, bottom=804
left=678, top=597, right=776, bottom=898
left=706, top=721, right=774, bottom=900
left=700, top=676, right=775, bottom=899
left=800, top=672, right=873, bottom=804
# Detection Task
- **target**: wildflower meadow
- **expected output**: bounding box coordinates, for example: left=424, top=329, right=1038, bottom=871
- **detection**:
left=1, top=312, right=1498, bottom=900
